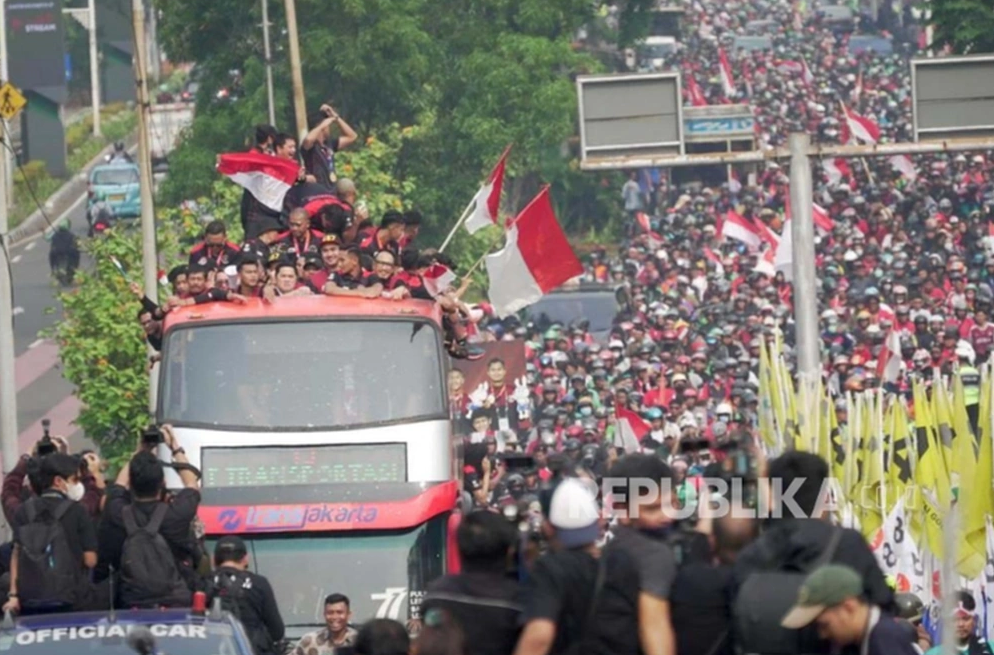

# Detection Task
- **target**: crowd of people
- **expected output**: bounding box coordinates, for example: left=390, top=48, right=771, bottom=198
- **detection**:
left=15, top=0, right=994, bottom=654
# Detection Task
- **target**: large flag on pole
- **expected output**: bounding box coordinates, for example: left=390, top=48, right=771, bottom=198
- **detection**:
left=842, top=103, right=881, bottom=144
left=464, top=145, right=511, bottom=235
left=484, top=186, right=583, bottom=317
left=217, top=152, right=302, bottom=212
left=685, top=74, right=707, bottom=106
left=718, top=49, right=736, bottom=97
left=615, top=406, right=650, bottom=453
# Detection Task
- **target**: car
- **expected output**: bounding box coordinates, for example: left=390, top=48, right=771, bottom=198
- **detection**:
left=522, top=282, right=629, bottom=343
left=0, top=607, right=255, bottom=655
left=820, top=5, right=855, bottom=31
left=732, top=35, right=773, bottom=51
left=87, top=164, right=141, bottom=222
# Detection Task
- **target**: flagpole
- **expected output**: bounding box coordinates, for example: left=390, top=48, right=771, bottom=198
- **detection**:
left=439, top=197, right=477, bottom=253
left=838, top=100, right=877, bottom=186
left=461, top=228, right=510, bottom=281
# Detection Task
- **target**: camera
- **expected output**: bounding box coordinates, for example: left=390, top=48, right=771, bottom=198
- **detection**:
left=36, top=419, right=57, bottom=456
left=142, top=425, right=164, bottom=448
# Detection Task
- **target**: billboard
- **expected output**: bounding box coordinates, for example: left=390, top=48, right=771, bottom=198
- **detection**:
left=577, top=72, right=684, bottom=168
left=6, top=0, right=67, bottom=103
left=912, top=55, right=994, bottom=142
left=683, top=104, right=756, bottom=143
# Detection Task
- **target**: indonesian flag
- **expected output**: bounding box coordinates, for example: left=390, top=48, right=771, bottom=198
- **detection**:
left=722, top=210, right=770, bottom=250
left=636, top=212, right=664, bottom=249
left=464, top=145, right=511, bottom=234
left=755, top=246, right=776, bottom=277
left=890, top=155, right=918, bottom=182
left=842, top=104, right=880, bottom=144
left=686, top=74, right=707, bottom=107
left=718, top=48, right=736, bottom=97
left=822, top=158, right=852, bottom=186
left=615, top=406, right=650, bottom=453
left=217, top=152, right=300, bottom=212
left=423, top=263, right=457, bottom=298
left=800, top=56, right=814, bottom=86
left=876, top=329, right=903, bottom=384
left=484, top=186, right=583, bottom=317
left=812, top=203, right=834, bottom=232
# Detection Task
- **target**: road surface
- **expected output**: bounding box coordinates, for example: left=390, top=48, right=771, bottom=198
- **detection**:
left=9, top=194, right=89, bottom=456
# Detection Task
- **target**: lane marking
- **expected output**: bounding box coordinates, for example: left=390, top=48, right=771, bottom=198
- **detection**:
left=24, top=241, right=35, bottom=251
left=10, top=254, right=21, bottom=264
left=15, top=340, right=60, bottom=392
left=12, top=307, right=23, bottom=316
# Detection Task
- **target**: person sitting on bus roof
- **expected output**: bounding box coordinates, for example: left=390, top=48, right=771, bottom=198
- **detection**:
left=399, top=210, right=422, bottom=250
left=167, top=264, right=249, bottom=308
left=392, top=249, right=434, bottom=301
left=291, top=593, right=359, bottom=655
left=324, top=247, right=382, bottom=299
left=359, top=210, right=404, bottom=260
left=240, top=216, right=283, bottom=267
left=267, top=258, right=314, bottom=299
left=300, top=253, right=326, bottom=293
left=189, top=219, right=241, bottom=270
left=275, top=208, right=324, bottom=260
left=309, top=233, right=342, bottom=291
left=236, top=257, right=266, bottom=298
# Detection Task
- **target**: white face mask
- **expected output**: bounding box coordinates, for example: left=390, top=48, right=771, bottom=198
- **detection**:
left=67, top=481, right=85, bottom=502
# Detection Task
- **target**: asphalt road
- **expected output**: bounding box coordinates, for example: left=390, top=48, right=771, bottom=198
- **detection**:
left=10, top=193, right=89, bottom=456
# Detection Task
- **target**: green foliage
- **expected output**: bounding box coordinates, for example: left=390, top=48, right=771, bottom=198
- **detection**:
left=337, top=123, right=420, bottom=217
left=53, top=232, right=152, bottom=469
left=929, top=0, right=994, bottom=54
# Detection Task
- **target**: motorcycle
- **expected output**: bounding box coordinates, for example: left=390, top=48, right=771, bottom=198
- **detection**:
left=49, top=226, right=80, bottom=287
left=88, top=202, right=116, bottom=237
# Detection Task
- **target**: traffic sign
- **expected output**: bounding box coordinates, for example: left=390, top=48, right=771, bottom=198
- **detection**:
left=0, top=83, right=27, bottom=121
left=576, top=72, right=684, bottom=169
left=911, top=54, right=994, bottom=142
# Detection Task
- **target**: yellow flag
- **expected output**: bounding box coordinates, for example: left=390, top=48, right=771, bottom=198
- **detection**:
left=963, top=368, right=994, bottom=577
left=859, top=392, right=884, bottom=540
left=884, top=396, right=912, bottom=515
left=912, top=379, right=950, bottom=560
left=757, top=338, right=778, bottom=450
left=952, top=372, right=985, bottom=578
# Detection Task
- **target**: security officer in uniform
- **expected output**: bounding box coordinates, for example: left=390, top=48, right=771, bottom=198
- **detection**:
left=957, top=342, right=981, bottom=434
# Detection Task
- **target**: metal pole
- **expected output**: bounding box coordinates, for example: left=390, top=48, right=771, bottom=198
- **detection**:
left=0, top=0, right=12, bottom=209
left=261, top=0, right=276, bottom=127
left=147, top=0, right=160, bottom=82
left=940, top=503, right=958, bottom=655
left=284, top=0, right=307, bottom=139
left=88, top=0, right=101, bottom=137
left=132, top=0, right=159, bottom=414
left=788, top=132, right=820, bottom=381
left=0, top=102, right=17, bottom=475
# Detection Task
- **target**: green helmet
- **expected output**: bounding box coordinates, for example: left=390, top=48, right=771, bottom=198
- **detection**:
left=543, top=328, right=558, bottom=340
left=894, top=593, right=924, bottom=622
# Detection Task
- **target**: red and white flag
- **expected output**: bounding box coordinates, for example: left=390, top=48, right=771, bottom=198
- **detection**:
left=484, top=186, right=583, bottom=317
left=423, top=263, right=457, bottom=298
left=464, top=145, right=511, bottom=235
left=890, top=155, right=918, bottom=182
left=718, top=48, right=736, bottom=97
left=800, top=56, right=814, bottom=86
left=615, top=406, right=650, bottom=453
left=774, top=220, right=793, bottom=280
left=822, top=158, right=852, bottom=186
left=722, top=210, right=772, bottom=250
left=842, top=104, right=880, bottom=144
left=636, top=211, right=664, bottom=249
left=686, top=74, right=707, bottom=107
left=754, top=245, right=777, bottom=278
left=216, top=151, right=301, bottom=212
left=876, top=329, right=903, bottom=384
left=785, top=199, right=834, bottom=232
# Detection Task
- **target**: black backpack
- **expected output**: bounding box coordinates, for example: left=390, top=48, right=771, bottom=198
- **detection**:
left=212, top=570, right=276, bottom=655
left=17, top=498, right=80, bottom=610
left=733, top=527, right=842, bottom=655
left=119, top=504, right=192, bottom=608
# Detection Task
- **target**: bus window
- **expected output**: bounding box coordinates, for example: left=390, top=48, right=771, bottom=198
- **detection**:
left=160, top=319, right=446, bottom=429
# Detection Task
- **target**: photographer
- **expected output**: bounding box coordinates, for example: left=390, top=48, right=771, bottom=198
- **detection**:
left=96, top=425, right=200, bottom=607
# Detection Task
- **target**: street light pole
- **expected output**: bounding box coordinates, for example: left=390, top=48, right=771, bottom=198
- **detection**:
left=284, top=0, right=307, bottom=139
left=0, top=0, right=12, bottom=208
left=261, top=0, right=276, bottom=127
left=88, top=0, right=101, bottom=137
left=788, top=132, right=820, bottom=383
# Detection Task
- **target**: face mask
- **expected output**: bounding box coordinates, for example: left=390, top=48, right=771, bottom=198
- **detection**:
left=579, top=406, right=593, bottom=417
left=67, top=481, right=85, bottom=502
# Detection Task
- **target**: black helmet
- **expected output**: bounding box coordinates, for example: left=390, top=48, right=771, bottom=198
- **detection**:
left=894, top=593, right=924, bottom=622
left=114, top=141, right=125, bottom=152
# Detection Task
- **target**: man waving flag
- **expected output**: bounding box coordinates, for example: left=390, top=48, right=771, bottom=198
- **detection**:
left=217, top=151, right=301, bottom=212
left=841, top=104, right=880, bottom=144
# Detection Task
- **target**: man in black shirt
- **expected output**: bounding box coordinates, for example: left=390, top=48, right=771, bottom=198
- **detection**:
left=515, top=479, right=641, bottom=655
left=240, top=216, right=283, bottom=266
left=4, top=453, right=109, bottom=614
left=96, top=426, right=201, bottom=591
left=325, top=247, right=380, bottom=298
left=209, top=536, right=285, bottom=655
left=300, top=104, right=358, bottom=191
left=423, top=511, right=522, bottom=655
left=189, top=220, right=241, bottom=269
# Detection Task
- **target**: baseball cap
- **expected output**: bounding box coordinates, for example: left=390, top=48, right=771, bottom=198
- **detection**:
left=213, top=535, right=248, bottom=565
left=781, top=565, right=863, bottom=629
left=548, top=478, right=601, bottom=549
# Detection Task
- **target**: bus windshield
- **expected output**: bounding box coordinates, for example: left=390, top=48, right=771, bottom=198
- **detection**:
left=160, top=319, right=446, bottom=430
left=224, top=517, right=447, bottom=631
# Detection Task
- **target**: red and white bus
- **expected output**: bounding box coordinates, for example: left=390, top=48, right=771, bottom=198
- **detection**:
left=157, top=296, right=462, bottom=635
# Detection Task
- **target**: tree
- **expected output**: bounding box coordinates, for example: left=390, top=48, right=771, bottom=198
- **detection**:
left=929, top=0, right=994, bottom=54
